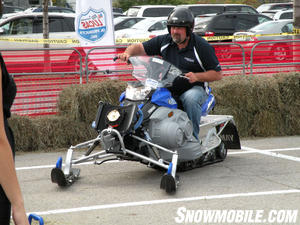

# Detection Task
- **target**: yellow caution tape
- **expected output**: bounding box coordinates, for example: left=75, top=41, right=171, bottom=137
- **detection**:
left=203, top=36, right=234, bottom=41
left=292, top=28, right=300, bottom=34
left=0, top=37, right=80, bottom=44
left=0, top=31, right=300, bottom=45
left=115, top=38, right=150, bottom=43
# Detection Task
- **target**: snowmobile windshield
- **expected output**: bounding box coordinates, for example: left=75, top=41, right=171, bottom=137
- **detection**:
left=129, top=56, right=182, bottom=89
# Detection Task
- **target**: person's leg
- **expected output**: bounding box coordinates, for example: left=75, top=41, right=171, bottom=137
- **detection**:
left=0, top=186, right=11, bottom=225
left=0, top=119, right=15, bottom=224
left=179, top=86, right=208, bottom=139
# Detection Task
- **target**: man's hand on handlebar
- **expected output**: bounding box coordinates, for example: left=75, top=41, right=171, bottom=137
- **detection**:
left=185, top=72, right=197, bottom=83
left=116, top=53, right=131, bottom=63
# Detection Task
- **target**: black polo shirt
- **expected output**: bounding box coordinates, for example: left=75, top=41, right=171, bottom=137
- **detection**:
left=1, top=53, right=16, bottom=119
left=143, top=33, right=221, bottom=73
left=142, top=33, right=221, bottom=95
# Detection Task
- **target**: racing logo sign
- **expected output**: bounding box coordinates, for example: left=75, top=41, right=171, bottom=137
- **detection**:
left=77, top=8, right=107, bottom=42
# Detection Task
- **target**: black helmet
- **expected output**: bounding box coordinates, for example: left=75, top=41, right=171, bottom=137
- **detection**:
left=167, top=7, right=194, bottom=36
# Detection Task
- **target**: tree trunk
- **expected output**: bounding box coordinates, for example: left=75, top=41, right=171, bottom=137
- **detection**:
left=43, top=0, right=51, bottom=72
left=43, top=0, right=50, bottom=48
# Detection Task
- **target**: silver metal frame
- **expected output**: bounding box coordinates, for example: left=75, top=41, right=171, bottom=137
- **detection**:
left=61, top=127, right=179, bottom=178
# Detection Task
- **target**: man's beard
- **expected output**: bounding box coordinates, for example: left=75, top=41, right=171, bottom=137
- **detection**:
left=172, top=33, right=186, bottom=44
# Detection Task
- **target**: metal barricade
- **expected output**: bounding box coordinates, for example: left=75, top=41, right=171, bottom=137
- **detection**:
left=211, top=42, right=246, bottom=76
left=85, top=45, right=131, bottom=81
left=85, top=43, right=247, bottom=78
left=1, top=47, right=83, bottom=80
left=249, top=39, right=300, bottom=75
left=0, top=47, right=83, bottom=116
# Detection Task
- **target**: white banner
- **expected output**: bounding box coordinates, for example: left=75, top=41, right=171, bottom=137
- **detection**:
left=75, top=0, right=115, bottom=46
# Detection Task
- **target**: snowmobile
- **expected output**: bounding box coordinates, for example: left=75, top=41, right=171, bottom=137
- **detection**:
left=51, top=56, right=240, bottom=194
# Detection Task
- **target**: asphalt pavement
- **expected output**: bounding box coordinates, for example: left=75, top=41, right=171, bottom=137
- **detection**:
left=15, top=135, right=300, bottom=225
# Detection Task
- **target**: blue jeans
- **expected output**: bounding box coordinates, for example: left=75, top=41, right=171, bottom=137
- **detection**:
left=179, top=86, right=208, bottom=139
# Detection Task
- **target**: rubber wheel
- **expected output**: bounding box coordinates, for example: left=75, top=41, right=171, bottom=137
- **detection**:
left=51, top=168, right=68, bottom=187
left=215, top=142, right=227, bottom=160
left=160, top=174, right=176, bottom=194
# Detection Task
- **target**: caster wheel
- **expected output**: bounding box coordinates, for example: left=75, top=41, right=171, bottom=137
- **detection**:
left=160, top=174, right=177, bottom=194
left=216, top=142, right=227, bottom=160
left=51, top=168, right=68, bottom=187
left=28, top=214, right=44, bottom=225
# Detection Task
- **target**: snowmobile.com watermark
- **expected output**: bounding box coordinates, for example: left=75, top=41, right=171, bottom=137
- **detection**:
left=174, top=207, right=298, bottom=224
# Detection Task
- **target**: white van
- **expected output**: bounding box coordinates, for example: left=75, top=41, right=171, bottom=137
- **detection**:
left=125, top=5, right=175, bottom=17
left=0, top=12, right=77, bottom=49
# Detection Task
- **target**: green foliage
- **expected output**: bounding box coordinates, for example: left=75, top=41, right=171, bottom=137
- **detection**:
left=52, top=0, right=69, bottom=7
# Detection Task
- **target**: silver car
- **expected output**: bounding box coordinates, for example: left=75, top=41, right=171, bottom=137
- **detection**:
left=233, top=19, right=294, bottom=61
left=233, top=19, right=293, bottom=42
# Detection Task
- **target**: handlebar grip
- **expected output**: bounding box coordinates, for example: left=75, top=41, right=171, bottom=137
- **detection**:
left=28, top=214, right=44, bottom=225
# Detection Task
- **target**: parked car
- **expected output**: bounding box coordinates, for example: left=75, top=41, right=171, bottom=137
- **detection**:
left=114, top=16, right=145, bottom=31
left=24, top=6, right=75, bottom=13
left=112, top=7, right=123, bottom=17
left=233, top=19, right=293, bottom=41
left=2, top=5, right=25, bottom=14
left=0, top=12, right=76, bottom=49
left=0, top=12, right=85, bottom=73
left=115, top=17, right=168, bottom=39
left=3, top=0, right=44, bottom=10
left=124, top=5, right=175, bottom=17
left=261, top=9, right=283, bottom=19
left=0, top=5, right=25, bottom=21
left=113, top=7, right=123, bottom=14
left=260, top=9, right=293, bottom=20
left=179, top=4, right=258, bottom=16
left=273, top=9, right=293, bottom=20
left=233, top=19, right=294, bottom=61
left=256, top=2, right=293, bottom=13
left=194, top=12, right=272, bottom=39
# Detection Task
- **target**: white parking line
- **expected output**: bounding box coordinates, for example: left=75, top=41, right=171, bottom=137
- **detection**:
left=28, top=189, right=300, bottom=216
left=241, top=146, right=300, bottom=162
left=16, top=146, right=300, bottom=171
left=230, top=147, right=300, bottom=155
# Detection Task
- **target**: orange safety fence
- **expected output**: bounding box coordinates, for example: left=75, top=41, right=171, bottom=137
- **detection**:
left=2, top=39, right=300, bottom=116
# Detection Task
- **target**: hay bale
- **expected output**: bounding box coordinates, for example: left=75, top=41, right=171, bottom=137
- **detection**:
left=274, top=73, right=300, bottom=135
left=250, top=75, right=283, bottom=111
left=8, top=114, right=98, bottom=152
left=211, top=74, right=283, bottom=111
left=58, top=80, right=126, bottom=123
left=32, top=115, right=97, bottom=150
left=250, top=110, right=285, bottom=137
left=211, top=74, right=286, bottom=137
left=210, top=76, right=257, bottom=112
left=274, top=72, right=300, bottom=106
left=283, top=109, right=300, bottom=135
left=57, top=84, right=82, bottom=120
left=212, top=105, right=254, bottom=137
left=8, top=115, right=39, bottom=152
